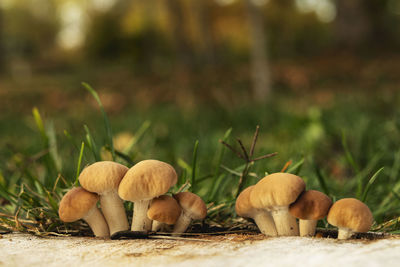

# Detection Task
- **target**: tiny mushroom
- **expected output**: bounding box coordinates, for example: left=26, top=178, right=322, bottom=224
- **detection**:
left=327, top=198, right=373, bottom=240
left=59, top=187, right=109, bottom=237
left=289, top=190, right=332, bottom=237
left=118, top=160, right=178, bottom=232
left=147, top=195, right=182, bottom=232
left=250, top=172, right=305, bottom=236
left=172, top=192, right=207, bottom=234
left=236, top=185, right=277, bottom=236
left=79, top=161, right=129, bottom=235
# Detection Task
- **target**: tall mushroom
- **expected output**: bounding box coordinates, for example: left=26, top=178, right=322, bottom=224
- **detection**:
left=59, top=187, right=109, bottom=237
left=250, top=172, right=305, bottom=236
left=289, top=190, right=332, bottom=237
left=173, top=192, right=207, bottom=234
left=327, top=198, right=373, bottom=240
left=118, top=160, right=178, bottom=231
left=147, top=195, right=182, bottom=232
left=79, top=161, right=129, bottom=235
left=236, top=185, right=277, bottom=236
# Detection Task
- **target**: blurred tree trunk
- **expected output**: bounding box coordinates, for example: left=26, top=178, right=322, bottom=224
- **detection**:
left=245, top=0, right=271, bottom=101
left=192, top=0, right=215, bottom=66
left=0, top=6, right=4, bottom=74
left=165, top=0, right=193, bottom=67
left=335, top=0, right=370, bottom=48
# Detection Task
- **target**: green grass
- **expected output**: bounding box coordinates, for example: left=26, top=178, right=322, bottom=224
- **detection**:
left=1, top=85, right=400, bottom=235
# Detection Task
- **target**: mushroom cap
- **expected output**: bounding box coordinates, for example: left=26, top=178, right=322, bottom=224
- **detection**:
left=118, top=160, right=177, bottom=202
left=79, top=161, right=128, bottom=194
left=250, top=172, right=305, bottom=209
left=174, top=192, right=207, bottom=220
left=327, top=198, right=373, bottom=233
left=235, top=186, right=257, bottom=218
left=289, top=190, right=332, bottom=220
left=147, top=195, right=182, bottom=224
left=59, top=187, right=99, bottom=222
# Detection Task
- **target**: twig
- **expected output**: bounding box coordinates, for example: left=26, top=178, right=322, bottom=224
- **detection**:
left=249, top=125, right=260, bottom=157
left=237, top=139, right=249, bottom=161
left=251, top=152, right=278, bottom=162
left=281, top=160, right=292, bottom=172
left=219, top=140, right=245, bottom=159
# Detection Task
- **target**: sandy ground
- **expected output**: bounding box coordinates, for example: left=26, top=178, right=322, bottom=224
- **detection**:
left=1, top=233, right=400, bottom=267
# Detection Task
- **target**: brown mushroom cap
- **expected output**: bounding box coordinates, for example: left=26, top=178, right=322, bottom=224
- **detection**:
left=289, top=190, right=332, bottom=220
left=235, top=186, right=256, bottom=218
left=118, top=160, right=177, bottom=201
left=174, top=192, right=207, bottom=220
left=327, top=198, right=373, bottom=233
left=147, top=195, right=182, bottom=224
left=59, top=187, right=99, bottom=222
left=250, top=172, right=305, bottom=209
left=79, top=161, right=128, bottom=193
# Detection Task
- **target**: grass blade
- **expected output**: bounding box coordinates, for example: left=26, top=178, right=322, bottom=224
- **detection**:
left=314, top=164, right=330, bottom=197
left=361, top=167, right=384, bottom=202
left=191, top=140, right=199, bottom=193
left=287, top=157, right=304, bottom=175
left=74, top=142, right=85, bottom=186
left=341, top=131, right=360, bottom=173
left=82, top=82, right=115, bottom=160
left=84, top=125, right=100, bottom=161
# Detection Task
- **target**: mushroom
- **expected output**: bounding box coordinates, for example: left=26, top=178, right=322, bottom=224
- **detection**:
left=289, top=190, right=332, bottom=237
left=79, top=161, right=129, bottom=235
left=327, top=198, right=373, bottom=240
left=59, top=187, right=109, bottom=237
left=250, top=172, right=305, bottom=236
left=147, top=195, right=182, bottom=232
left=172, top=192, right=207, bottom=234
left=235, top=185, right=277, bottom=236
left=118, top=159, right=178, bottom=231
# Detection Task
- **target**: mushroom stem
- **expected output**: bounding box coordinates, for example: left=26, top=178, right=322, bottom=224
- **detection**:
left=152, top=221, right=165, bottom=232
left=100, top=191, right=129, bottom=234
left=173, top=211, right=192, bottom=234
left=270, top=207, right=299, bottom=236
left=132, top=199, right=152, bottom=231
left=83, top=206, right=110, bottom=237
left=253, top=211, right=278, bottom=237
left=338, top=228, right=354, bottom=240
left=299, top=219, right=317, bottom=237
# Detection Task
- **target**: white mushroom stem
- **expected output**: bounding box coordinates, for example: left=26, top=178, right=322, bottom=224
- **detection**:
left=270, top=206, right=299, bottom=236
left=132, top=199, right=152, bottom=231
left=338, top=227, right=354, bottom=240
left=253, top=211, right=278, bottom=237
left=100, top=191, right=129, bottom=234
left=173, top=211, right=192, bottom=234
left=83, top=206, right=110, bottom=237
left=152, top=221, right=165, bottom=232
left=299, top=219, right=317, bottom=237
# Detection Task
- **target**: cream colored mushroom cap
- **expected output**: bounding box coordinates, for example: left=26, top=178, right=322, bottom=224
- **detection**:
left=118, top=160, right=177, bottom=201
left=289, top=190, right=332, bottom=220
left=147, top=195, right=182, bottom=224
left=235, top=185, right=257, bottom=218
left=59, top=187, right=99, bottom=222
left=174, top=192, right=207, bottom=220
left=250, top=172, right=305, bottom=209
left=79, top=161, right=128, bottom=193
left=327, top=198, right=373, bottom=233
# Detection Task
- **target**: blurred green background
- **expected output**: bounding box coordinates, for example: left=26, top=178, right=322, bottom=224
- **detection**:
left=1, top=0, right=400, bottom=231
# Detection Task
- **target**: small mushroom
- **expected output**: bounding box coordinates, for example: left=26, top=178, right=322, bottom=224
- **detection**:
left=79, top=161, right=129, bottom=235
left=172, top=192, right=207, bottom=234
left=118, top=160, right=178, bottom=231
left=250, top=173, right=305, bottom=236
left=59, top=187, right=109, bottom=237
left=289, top=190, right=332, bottom=237
left=235, top=185, right=277, bottom=236
left=147, top=195, right=182, bottom=232
left=327, top=198, right=373, bottom=240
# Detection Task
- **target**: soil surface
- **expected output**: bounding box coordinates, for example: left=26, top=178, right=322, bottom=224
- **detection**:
left=1, top=233, right=400, bottom=266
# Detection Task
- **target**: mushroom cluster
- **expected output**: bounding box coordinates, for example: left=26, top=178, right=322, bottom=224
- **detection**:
left=236, top=172, right=373, bottom=240
left=59, top=160, right=207, bottom=238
